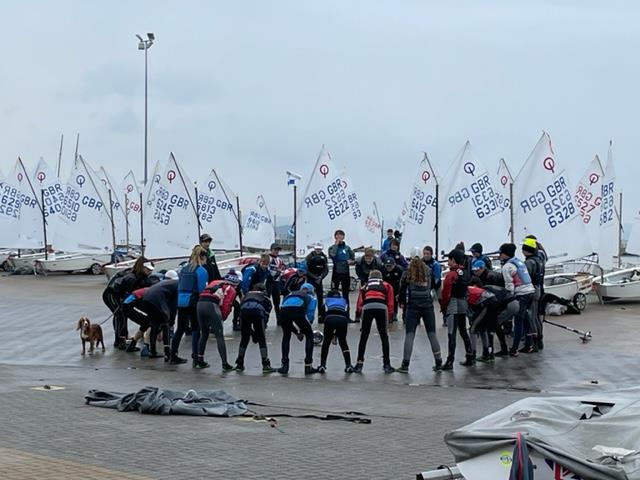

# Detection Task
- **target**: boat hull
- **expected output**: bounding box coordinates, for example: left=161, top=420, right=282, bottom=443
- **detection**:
left=36, top=254, right=112, bottom=274
left=593, top=267, right=640, bottom=301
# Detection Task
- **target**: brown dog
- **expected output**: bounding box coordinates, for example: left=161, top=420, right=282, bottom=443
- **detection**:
left=76, top=317, right=105, bottom=355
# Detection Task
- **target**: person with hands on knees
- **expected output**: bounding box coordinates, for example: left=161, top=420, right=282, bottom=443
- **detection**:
left=316, top=290, right=354, bottom=374
left=354, top=270, right=395, bottom=374
left=277, top=283, right=318, bottom=375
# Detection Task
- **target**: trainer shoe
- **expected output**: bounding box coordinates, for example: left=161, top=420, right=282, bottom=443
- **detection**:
left=383, top=365, right=395, bottom=374
left=353, top=363, right=363, bottom=373
left=344, top=365, right=354, bottom=373
left=222, top=363, right=235, bottom=372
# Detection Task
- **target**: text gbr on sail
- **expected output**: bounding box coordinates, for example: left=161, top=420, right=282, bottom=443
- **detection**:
left=519, top=176, right=577, bottom=228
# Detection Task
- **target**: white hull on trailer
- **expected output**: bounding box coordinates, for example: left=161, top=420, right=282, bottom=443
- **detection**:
left=593, top=266, right=640, bottom=301
left=6, top=252, right=51, bottom=271
left=543, top=272, right=594, bottom=310
left=36, top=253, right=112, bottom=275
left=0, top=249, right=17, bottom=266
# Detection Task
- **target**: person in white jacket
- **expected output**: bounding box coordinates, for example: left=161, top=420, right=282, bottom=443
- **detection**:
left=498, top=243, right=536, bottom=356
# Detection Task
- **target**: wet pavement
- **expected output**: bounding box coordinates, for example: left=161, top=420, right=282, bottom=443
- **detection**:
left=0, top=273, right=639, bottom=479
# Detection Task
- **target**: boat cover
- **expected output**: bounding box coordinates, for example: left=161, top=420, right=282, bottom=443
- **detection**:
left=85, top=386, right=247, bottom=417
left=445, top=388, right=640, bottom=480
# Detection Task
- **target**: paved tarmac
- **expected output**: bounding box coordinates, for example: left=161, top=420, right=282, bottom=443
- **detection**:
left=0, top=272, right=638, bottom=479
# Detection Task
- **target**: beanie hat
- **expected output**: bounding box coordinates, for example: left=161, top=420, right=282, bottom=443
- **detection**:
left=470, top=243, right=483, bottom=254
left=499, top=243, right=516, bottom=258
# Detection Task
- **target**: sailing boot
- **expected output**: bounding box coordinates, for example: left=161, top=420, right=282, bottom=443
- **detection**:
left=441, top=357, right=455, bottom=371
left=234, top=357, right=245, bottom=372
left=262, top=359, right=276, bottom=373
left=353, top=362, right=363, bottom=373
left=305, top=364, right=319, bottom=375
left=383, top=364, right=395, bottom=374
left=344, top=365, right=355, bottom=374
left=460, top=354, right=476, bottom=367
left=396, top=360, right=410, bottom=374
left=277, top=359, right=289, bottom=375
left=222, top=362, right=235, bottom=372
left=432, top=358, right=443, bottom=372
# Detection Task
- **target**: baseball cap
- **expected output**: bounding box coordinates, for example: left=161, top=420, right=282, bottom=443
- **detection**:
left=200, top=233, right=212, bottom=242
left=313, top=242, right=324, bottom=250
left=270, top=243, right=281, bottom=250
left=471, top=259, right=485, bottom=271
left=383, top=257, right=396, bottom=266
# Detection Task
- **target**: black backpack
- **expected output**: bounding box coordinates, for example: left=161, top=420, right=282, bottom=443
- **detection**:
left=451, top=257, right=471, bottom=298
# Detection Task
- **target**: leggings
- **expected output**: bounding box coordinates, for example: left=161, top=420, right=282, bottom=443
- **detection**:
left=103, top=289, right=127, bottom=344
left=446, top=314, right=472, bottom=360
left=320, top=314, right=351, bottom=367
left=403, top=305, right=441, bottom=363
left=511, top=293, right=534, bottom=352
left=123, top=300, right=169, bottom=356
left=331, top=272, right=352, bottom=312
left=357, top=306, right=390, bottom=366
left=280, top=307, right=314, bottom=365
left=171, top=306, right=195, bottom=356
left=196, top=300, right=228, bottom=364
left=237, top=309, right=269, bottom=362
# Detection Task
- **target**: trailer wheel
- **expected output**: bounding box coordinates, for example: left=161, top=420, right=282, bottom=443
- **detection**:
left=89, top=263, right=103, bottom=275
left=573, top=292, right=587, bottom=311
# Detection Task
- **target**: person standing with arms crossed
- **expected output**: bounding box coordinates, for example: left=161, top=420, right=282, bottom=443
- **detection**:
left=328, top=230, right=355, bottom=314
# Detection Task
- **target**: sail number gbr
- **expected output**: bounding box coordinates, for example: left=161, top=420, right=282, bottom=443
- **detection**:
left=519, top=176, right=576, bottom=229
left=304, top=178, right=357, bottom=221
left=153, top=186, right=190, bottom=226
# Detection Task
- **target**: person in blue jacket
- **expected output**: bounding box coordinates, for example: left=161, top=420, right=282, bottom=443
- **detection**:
left=277, top=283, right=318, bottom=375
left=381, top=228, right=394, bottom=252
left=171, top=245, right=208, bottom=365
left=421, top=246, right=442, bottom=291
left=241, top=254, right=273, bottom=295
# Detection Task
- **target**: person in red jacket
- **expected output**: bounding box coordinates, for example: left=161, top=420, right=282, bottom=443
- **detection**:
left=354, top=270, right=395, bottom=374
left=439, top=249, right=474, bottom=370
left=194, top=279, right=237, bottom=371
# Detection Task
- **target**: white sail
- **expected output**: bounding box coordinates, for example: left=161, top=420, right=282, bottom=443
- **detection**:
left=363, top=202, right=382, bottom=250
left=242, top=194, right=275, bottom=250
left=98, top=167, right=128, bottom=246
left=336, top=171, right=367, bottom=249
left=495, top=158, right=514, bottom=237
left=513, top=133, right=591, bottom=264
left=53, top=156, right=113, bottom=254
left=144, top=153, right=199, bottom=258
left=439, top=141, right=507, bottom=251
left=197, top=169, right=240, bottom=250
left=400, top=154, right=438, bottom=256
left=144, top=159, right=162, bottom=209
left=122, top=170, right=142, bottom=246
left=296, top=146, right=362, bottom=256
left=0, top=158, right=43, bottom=248
left=394, top=201, right=408, bottom=233
left=32, top=157, right=64, bottom=247
left=573, top=155, right=604, bottom=252
left=598, top=143, right=618, bottom=269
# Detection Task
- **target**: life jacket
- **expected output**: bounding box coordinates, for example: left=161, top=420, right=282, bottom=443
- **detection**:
left=240, top=291, right=270, bottom=314
left=199, top=279, right=227, bottom=302
left=362, top=279, right=388, bottom=305
left=525, top=256, right=544, bottom=287
left=178, top=265, right=199, bottom=294
left=325, top=296, right=348, bottom=314
left=406, top=282, right=432, bottom=309
left=508, top=257, right=532, bottom=287
left=451, top=264, right=471, bottom=298
left=281, top=291, right=311, bottom=310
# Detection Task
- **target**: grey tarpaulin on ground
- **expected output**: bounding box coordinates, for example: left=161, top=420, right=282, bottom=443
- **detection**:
left=445, top=388, right=640, bottom=480
left=85, top=386, right=247, bottom=417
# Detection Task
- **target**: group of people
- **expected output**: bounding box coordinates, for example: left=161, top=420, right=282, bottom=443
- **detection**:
left=101, top=227, right=548, bottom=375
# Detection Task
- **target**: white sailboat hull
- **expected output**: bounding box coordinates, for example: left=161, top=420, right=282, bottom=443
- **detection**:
left=6, top=252, right=48, bottom=271
left=36, top=254, right=112, bottom=274
left=543, top=272, right=593, bottom=310
left=593, top=267, right=640, bottom=301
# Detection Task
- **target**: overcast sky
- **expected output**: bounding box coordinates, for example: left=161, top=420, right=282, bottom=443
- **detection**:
left=2, top=0, right=639, bottom=224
